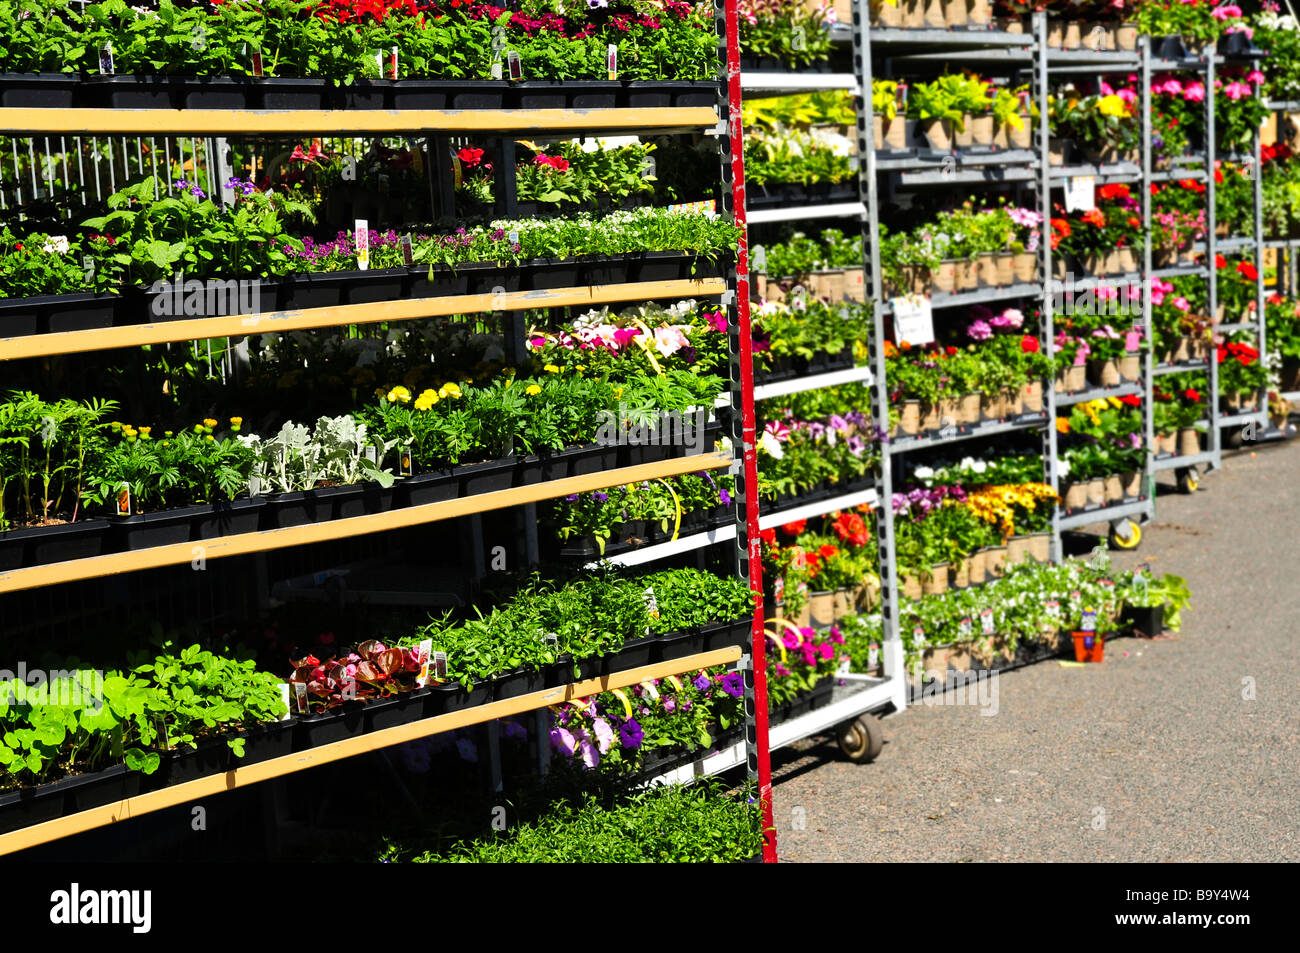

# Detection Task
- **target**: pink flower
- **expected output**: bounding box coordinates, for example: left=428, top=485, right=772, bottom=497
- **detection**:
left=1172, top=296, right=1190, bottom=312
left=1211, top=4, right=1242, bottom=20
left=706, top=309, right=727, bottom=332
left=1247, top=70, right=1266, bottom=86
left=652, top=325, right=690, bottom=357
left=1125, top=330, right=1142, bottom=351
left=1223, top=81, right=1253, bottom=101
left=1158, top=78, right=1183, bottom=96
left=1183, top=81, right=1206, bottom=102
left=1117, top=88, right=1137, bottom=106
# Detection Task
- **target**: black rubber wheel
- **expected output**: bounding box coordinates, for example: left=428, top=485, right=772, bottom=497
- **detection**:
left=1108, top=519, right=1142, bottom=550
left=836, top=715, right=884, bottom=763
left=1176, top=467, right=1200, bottom=494
left=1224, top=427, right=1244, bottom=450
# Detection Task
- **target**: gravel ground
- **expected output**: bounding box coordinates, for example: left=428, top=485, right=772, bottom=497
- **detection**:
left=770, top=437, right=1300, bottom=863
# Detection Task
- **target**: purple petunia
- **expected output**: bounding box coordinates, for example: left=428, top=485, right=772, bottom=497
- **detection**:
left=693, top=674, right=711, bottom=692
left=720, top=672, right=744, bottom=698
left=619, top=717, right=644, bottom=748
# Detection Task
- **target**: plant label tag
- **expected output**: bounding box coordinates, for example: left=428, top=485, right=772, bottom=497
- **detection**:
left=99, top=43, right=115, bottom=75
left=114, top=483, right=131, bottom=517
left=363, top=444, right=377, bottom=464
left=279, top=683, right=292, bottom=720
left=82, top=256, right=94, bottom=281
left=980, top=608, right=996, bottom=634
left=607, top=44, right=617, bottom=81
left=354, top=219, right=369, bottom=270
left=389, top=46, right=399, bottom=80
left=399, top=449, right=413, bottom=476
left=1046, top=599, right=1061, bottom=618
left=251, top=51, right=264, bottom=78
left=249, top=475, right=263, bottom=497
left=959, top=617, right=973, bottom=638
left=913, top=625, right=926, bottom=647
left=1132, top=574, right=1148, bottom=602
left=643, top=156, right=656, bottom=180
left=1070, top=590, right=1082, bottom=601
left=892, top=294, right=934, bottom=346
left=642, top=586, right=659, bottom=619
left=415, top=638, right=433, bottom=687
left=868, top=642, right=880, bottom=669
left=773, top=575, right=785, bottom=603
left=1065, top=175, right=1095, bottom=212
left=490, top=55, right=503, bottom=80
left=292, top=681, right=308, bottom=714
left=507, top=230, right=519, bottom=246
left=751, top=244, right=766, bottom=273
left=895, top=83, right=907, bottom=110
left=433, top=651, right=448, bottom=680
left=400, top=234, right=414, bottom=265
left=642, top=680, right=659, bottom=700
left=836, top=656, right=850, bottom=675
left=507, top=50, right=522, bottom=81
left=1080, top=608, right=1097, bottom=632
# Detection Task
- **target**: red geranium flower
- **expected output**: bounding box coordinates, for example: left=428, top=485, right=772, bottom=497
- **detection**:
left=817, top=544, right=840, bottom=560
left=1215, top=254, right=1227, bottom=269
left=1183, top=388, right=1201, bottom=401
left=1237, top=261, right=1259, bottom=281
left=781, top=519, right=806, bottom=536
left=457, top=146, right=484, bottom=167
left=759, top=528, right=777, bottom=546
left=1120, top=394, right=1142, bottom=407
left=1021, top=335, right=1040, bottom=353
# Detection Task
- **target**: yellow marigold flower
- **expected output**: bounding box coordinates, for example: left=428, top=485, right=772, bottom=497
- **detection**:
left=138, top=426, right=151, bottom=435
left=229, top=416, right=243, bottom=426
left=203, top=418, right=218, bottom=428
left=205, top=434, right=215, bottom=442
left=414, top=389, right=438, bottom=411
left=387, top=386, right=412, bottom=404
left=544, top=364, right=560, bottom=374
left=1107, top=397, right=1121, bottom=408
left=193, top=423, right=205, bottom=433
left=1098, top=94, right=1128, bottom=118
left=1056, top=418, right=1071, bottom=434
left=438, top=382, right=463, bottom=400
left=525, top=384, right=542, bottom=396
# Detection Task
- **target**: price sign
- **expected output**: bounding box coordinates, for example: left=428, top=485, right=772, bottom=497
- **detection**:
left=892, top=294, right=935, bottom=346
left=1065, top=175, right=1096, bottom=212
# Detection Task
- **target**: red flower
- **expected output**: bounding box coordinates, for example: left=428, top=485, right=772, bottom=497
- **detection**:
left=1098, top=183, right=1130, bottom=201
left=1127, top=216, right=1141, bottom=228
left=1183, top=388, right=1201, bottom=401
left=944, top=345, right=958, bottom=356
left=817, top=544, right=840, bottom=560
left=1237, top=261, right=1259, bottom=281
left=759, top=528, right=777, bottom=546
left=1214, top=168, right=1224, bottom=184
left=1120, top=394, right=1142, bottom=407
left=1020, top=335, right=1039, bottom=353
left=1178, top=178, right=1206, bottom=193
left=781, top=519, right=806, bottom=536
left=1081, top=208, right=1107, bottom=228
left=1215, top=254, right=1227, bottom=269
left=457, top=146, right=484, bottom=167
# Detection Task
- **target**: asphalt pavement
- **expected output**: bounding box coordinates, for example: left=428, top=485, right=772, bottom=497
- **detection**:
left=770, top=436, right=1300, bottom=862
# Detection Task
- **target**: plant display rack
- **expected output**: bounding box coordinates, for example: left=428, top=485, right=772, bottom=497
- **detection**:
left=1043, top=25, right=1156, bottom=546
left=857, top=10, right=1060, bottom=661
left=0, top=1, right=782, bottom=861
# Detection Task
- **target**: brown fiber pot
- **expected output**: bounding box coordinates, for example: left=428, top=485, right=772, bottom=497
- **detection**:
left=966, top=0, right=991, bottom=23
left=951, top=559, right=970, bottom=588
left=980, top=391, right=1007, bottom=421
left=1119, top=353, right=1141, bottom=381
left=923, top=564, right=949, bottom=596
left=901, top=574, right=924, bottom=600
left=976, top=253, right=1000, bottom=287
left=1088, top=358, right=1122, bottom=387
left=1063, top=481, right=1089, bottom=510
left=920, top=402, right=941, bottom=433
left=959, top=392, right=982, bottom=424
left=920, top=117, right=953, bottom=151
left=955, top=258, right=980, bottom=290
left=984, top=546, right=1008, bottom=578
left=808, top=590, right=837, bottom=629
left=1178, top=428, right=1202, bottom=456
left=969, top=114, right=994, bottom=145
left=1012, top=252, right=1038, bottom=282
left=1006, top=535, right=1031, bottom=566
left=1022, top=380, right=1044, bottom=413
left=1086, top=478, right=1106, bottom=506
left=994, top=252, right=1015, bottom=285
left=898, top=399, right=922, bottom=436
left=1028, top=533, right=1051, bottom=562
left=1121, top=470, right=1142, bottom=498
left=967, top=550, right=988, bottom=584
left=1104, top=474, right=1124, bottom=502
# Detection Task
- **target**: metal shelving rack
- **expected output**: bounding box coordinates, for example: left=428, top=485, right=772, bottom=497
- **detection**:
left=0, top=0, right=781, bottom=860
left=1263, top=100, right=1300, bottom=404
left=857, top=10, right=1053, bottom=660
left=1041, top=32, right=1155, bottom=545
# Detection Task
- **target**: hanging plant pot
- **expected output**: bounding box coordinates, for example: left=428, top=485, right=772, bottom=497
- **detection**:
left=0, top=519, right=111, bottom=572
left=1071, top=631, right=1105, bottom=662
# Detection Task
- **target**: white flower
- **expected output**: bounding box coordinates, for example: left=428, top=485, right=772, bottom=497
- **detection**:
left=41, top=235, right=70, bottom=255
left=758, top=431, right=785, bottom=459
left=913, top=465, right=934, bottom=480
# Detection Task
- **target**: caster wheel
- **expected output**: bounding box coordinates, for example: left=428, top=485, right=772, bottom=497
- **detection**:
left=1108, top=519, right=1141, bottom=550
left=836, top=715, right=884, bottom=764
left=1177, top=468, right=1199, bottom=494
left=1224, top=427, right=1244, bottom=451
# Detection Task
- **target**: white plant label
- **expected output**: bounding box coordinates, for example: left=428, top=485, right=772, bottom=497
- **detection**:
left=292, top=681, right=308, bottom=714
left=354, top=219, right=370, bottom=271
left=490, top=55, right=503, bottom=80
left=642, top=586, right=659, bottom=619
left=868, top=643, right=880, bottom=669
left=99, top=43, right=115, bottom=74
left=389, top=46, right=399, bottom=80
left=415, top=638, right=433, bottom=688
left=363, top=444, right=377, bottom=464
left=433, top=651, right=448, bottom=680
left=507, top=50, right=522, bottom=81
left=1065, top=175, right=1096, bottom=211
left=1080, top=608, right=1098, bottom=632
left=959, top=617, right=973, bottom=638
left=1045, top=599, right=1061, bottom=618
left=980, top=608, right=996, bottom=634
left=400, top=233, right=414, bottom=266
left=249, top=475, right=262, bottom=497
left=279, top=683, right=292, bottom=720
left=913, top=625, right=926, bottom=647
left=607, top=44, right=617, bottom=81
left=892, top=294, right=935, bottom=346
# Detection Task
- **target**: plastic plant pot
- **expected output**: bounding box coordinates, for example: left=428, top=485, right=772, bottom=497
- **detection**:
left=0, top=72, right=78, bottom=107
left=456, top=457, right=517, bottom=494
left=192, top=498, right=266, bottom=540
left=655, top=629, right=702, bottom=662
left=396, top=469, right=460, bottom=507
left=255, top=77, right=327, bottom=109
left=1071, top=631, right=1105, bottom=662
left=0, top=519, right=111, bottom=571
left=110, top=507, right=200, bottom=551
left=181, top=76, right=253, bottom=108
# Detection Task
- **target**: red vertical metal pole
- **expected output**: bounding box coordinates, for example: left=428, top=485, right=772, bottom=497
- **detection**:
left=722, top=0, right=776, bottom=863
